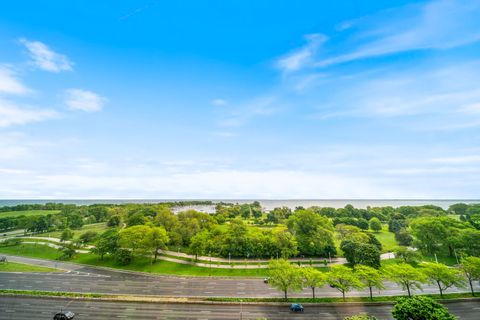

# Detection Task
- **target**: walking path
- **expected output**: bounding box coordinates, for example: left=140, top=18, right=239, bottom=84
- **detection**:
left=1, top=235, right=396, bottom=269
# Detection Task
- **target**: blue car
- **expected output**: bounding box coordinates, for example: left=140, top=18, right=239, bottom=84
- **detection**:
left=290, top=303, right=304, bottom=312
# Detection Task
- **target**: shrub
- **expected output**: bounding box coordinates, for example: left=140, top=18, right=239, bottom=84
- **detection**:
left=392, top=296, right=456, bottom=320
left=114, top=248, right=133, bottom=265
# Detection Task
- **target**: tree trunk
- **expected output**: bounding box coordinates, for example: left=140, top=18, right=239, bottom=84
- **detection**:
left=154, top=247, right=158, bottom=263
left=284, top=290, right=288, bottom=301
left=312, top=287, right=315, bottom=299
left=369, top=286, right=373, bottom=301
left=437, top=281, right=443, bottom=298
left=469, top=279, right=475, bottom=297
left=342, top=290, right=345, bottom=302
left=406, top=283, right=411, bottom=297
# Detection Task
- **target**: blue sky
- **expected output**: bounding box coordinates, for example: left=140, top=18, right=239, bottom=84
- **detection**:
left=1, top=0, right=480, bottom=199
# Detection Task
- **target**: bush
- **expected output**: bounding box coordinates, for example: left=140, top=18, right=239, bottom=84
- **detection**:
left=79, top=231, right=98, bottom=244
left=392, top=296, right=456, bottom=320
left=395, top=229, right=413, bottom=246
left=369, top=218, right=382, bottom=232
left=114, top=248, right=133, bottom=265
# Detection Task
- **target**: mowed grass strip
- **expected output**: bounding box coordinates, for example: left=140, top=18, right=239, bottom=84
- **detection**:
left=0, top=261, right=59, bottom=272
left=37, top=222, right=108, bottom=240
left=0, top=210, right=60, bottom=218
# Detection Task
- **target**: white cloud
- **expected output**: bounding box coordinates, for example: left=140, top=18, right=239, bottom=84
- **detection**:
left=19, top=38, right=73, bottom=72
left=0, top=66, right=30, bottom=95
left=315, top=0, right=480, bottom=67
left=212, top=98, right=227, bottom=106
left=277, top=34, right=327, bottom=72
left=0, top=99, right=58, bottom=128
left=65, top=89, right=107, bottom=112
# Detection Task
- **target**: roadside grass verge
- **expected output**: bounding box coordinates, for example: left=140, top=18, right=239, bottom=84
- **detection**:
left=0, top=261, right=59, bottom=272
left=0, top=289, right=478, bottom=304
left=207, top=292, right=480, bottom=303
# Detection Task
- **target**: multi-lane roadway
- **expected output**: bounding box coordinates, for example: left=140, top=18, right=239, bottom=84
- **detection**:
left=1, top=255, right=480, bottom=319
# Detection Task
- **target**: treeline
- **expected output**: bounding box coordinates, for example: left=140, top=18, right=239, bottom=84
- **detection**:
left=268, top=256, right=480, bottom=301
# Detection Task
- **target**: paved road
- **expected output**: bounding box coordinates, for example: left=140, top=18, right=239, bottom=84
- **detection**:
left=1, top=296, right=479, bottom=319
left=1, top=255, right=479, bottom=298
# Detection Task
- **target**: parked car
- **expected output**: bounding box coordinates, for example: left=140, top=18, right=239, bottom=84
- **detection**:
left=290, top=303, right=304, bottom=312
left=263, top=277, right=269, bottom=283
left=53, top=311, right=75, bottom=320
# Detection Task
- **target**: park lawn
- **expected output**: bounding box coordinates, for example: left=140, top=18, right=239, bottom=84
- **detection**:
left=38, top=222, right=108, bottom=240
left=0, top=243, right=330, bottom=277
left=368, top=226, right=398, bottom=252
left=0, top=210, right=60, bottom=218
left=0, top=261, right=59, bottom=272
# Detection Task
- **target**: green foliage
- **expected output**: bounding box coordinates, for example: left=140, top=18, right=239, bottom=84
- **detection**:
left=301, top=267, right=326, bottom=299
left=78, top=231, right=98, bottom=244
left=114, top=248, right=133, bottom=265
left=369, top=218, right=382, bottom=232
left=267, top=259, right=303, bottom=300
left=392, top=296, right=456, bottom=320
left=384, top=263, right=427, bottom=297
left=395, top=228, right=413, bottom=246
left=421, top=262, right=464, bottom=297
left=60, top=228, right=74, bottom=242
left=107, top=215, right=121, bottom=227
left=354, top=265, right=385, bottom=300
left=91, top=228, right=119, bottom=260
left=0, top=238, right=21, bottom=247
left=394, top=247, right=421, bottom=264
left=326, top=265, right=364, bottom=301
left=459, top=256, right=480, bottom=296
left=448, top=203, right=468, bottom=215
left=287, top=209, right=337, bottom=257
left=341, top=240, right=381, bottom=268
left=58, top=242, right=77, bottom=260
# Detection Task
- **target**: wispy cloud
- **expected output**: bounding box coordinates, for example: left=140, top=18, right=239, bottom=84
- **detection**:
left=211, top=98, right=228, bottom=106
left=19, top=38, right=73, bottom=72
left=277, top=34, right=327, bottom=72
left=64, top=89, right=107, bottom=112
left=315, top=0, right=480, bottom=67
left=217, top=95, right=279, bottom=128
left=0, top=98, right=58, bottom=128
left=0, top=66, right=30, bottom=95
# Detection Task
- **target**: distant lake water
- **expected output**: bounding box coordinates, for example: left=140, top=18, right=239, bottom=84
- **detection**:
left=1, top=199, right=480, bottom=212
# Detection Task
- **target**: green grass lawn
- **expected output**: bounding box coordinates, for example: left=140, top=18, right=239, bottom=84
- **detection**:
left=0, top=261, right=59, bottom=272
left=368, top=225, right=399, bottom=252
left=0, top=210, right=60, bottom=218
left=38, top=222, right=108, bottom=240
left=0, top=243, right=331, bottom=277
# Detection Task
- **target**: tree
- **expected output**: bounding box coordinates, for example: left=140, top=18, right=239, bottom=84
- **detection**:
left=287, top=209, right=337, bottom=257
left=368, top=218, right=382, bottom=232
left=355, top=265, right=385, bottom=301
left=126, top=212, right=147, bottom=227
left=391, top=296, right=456, bottom=320
left=301, top=267, right=326, bottom=299
left=91, top=228, right=119, bottom=260
left=188, top=230, right=212, bottom=261
left=422, top=262, right=464, bottom=298
left=60, top=228, right=74, bottom=242
left=79, top=231, right=98, bottom=244
left=58, top=242, right=77, bottom=260
left=341, top=240, right=381, bottom=269
left=384, top=263, right=427, bottom=297
left=459, top=256, right=480, bottom=296
left=107, top=215, right=121, bottom=227
left=119, top=225, right=150, bottom=256
left=326, top=265, right=364, bottom=301
left=145, top=226, right=169, bottom=263
left=114, top=248, right=133, bottom=265
left=394, top=247, right=421, bottom=264
left=395, top=229, right=413, bottom=246
left=267, top=259, right=303, bottom=300
left=448, top=203, right=468, bottom=216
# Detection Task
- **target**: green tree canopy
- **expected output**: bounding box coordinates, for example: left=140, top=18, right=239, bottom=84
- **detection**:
left=267, top=259, right=303, bottom=300
left=326, top=265, right=364, bottom=301
left=392, top=296, right=456, bottom=320
left=355, top=265, right=385, bottom=301
left=301, top=267, right=326, bottom=299
left=421, top=262, right=464, bottom=298
left=384, top=263, right=427, bottom=297
left=459, top=256, right=480, bottom=296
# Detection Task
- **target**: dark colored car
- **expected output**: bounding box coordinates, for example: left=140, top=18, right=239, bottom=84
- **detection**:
left=290, top=303, right=304, bottom=312
left=263, top=277, right=269, bottom=283
left=53, top=311, right=75, bottom=320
